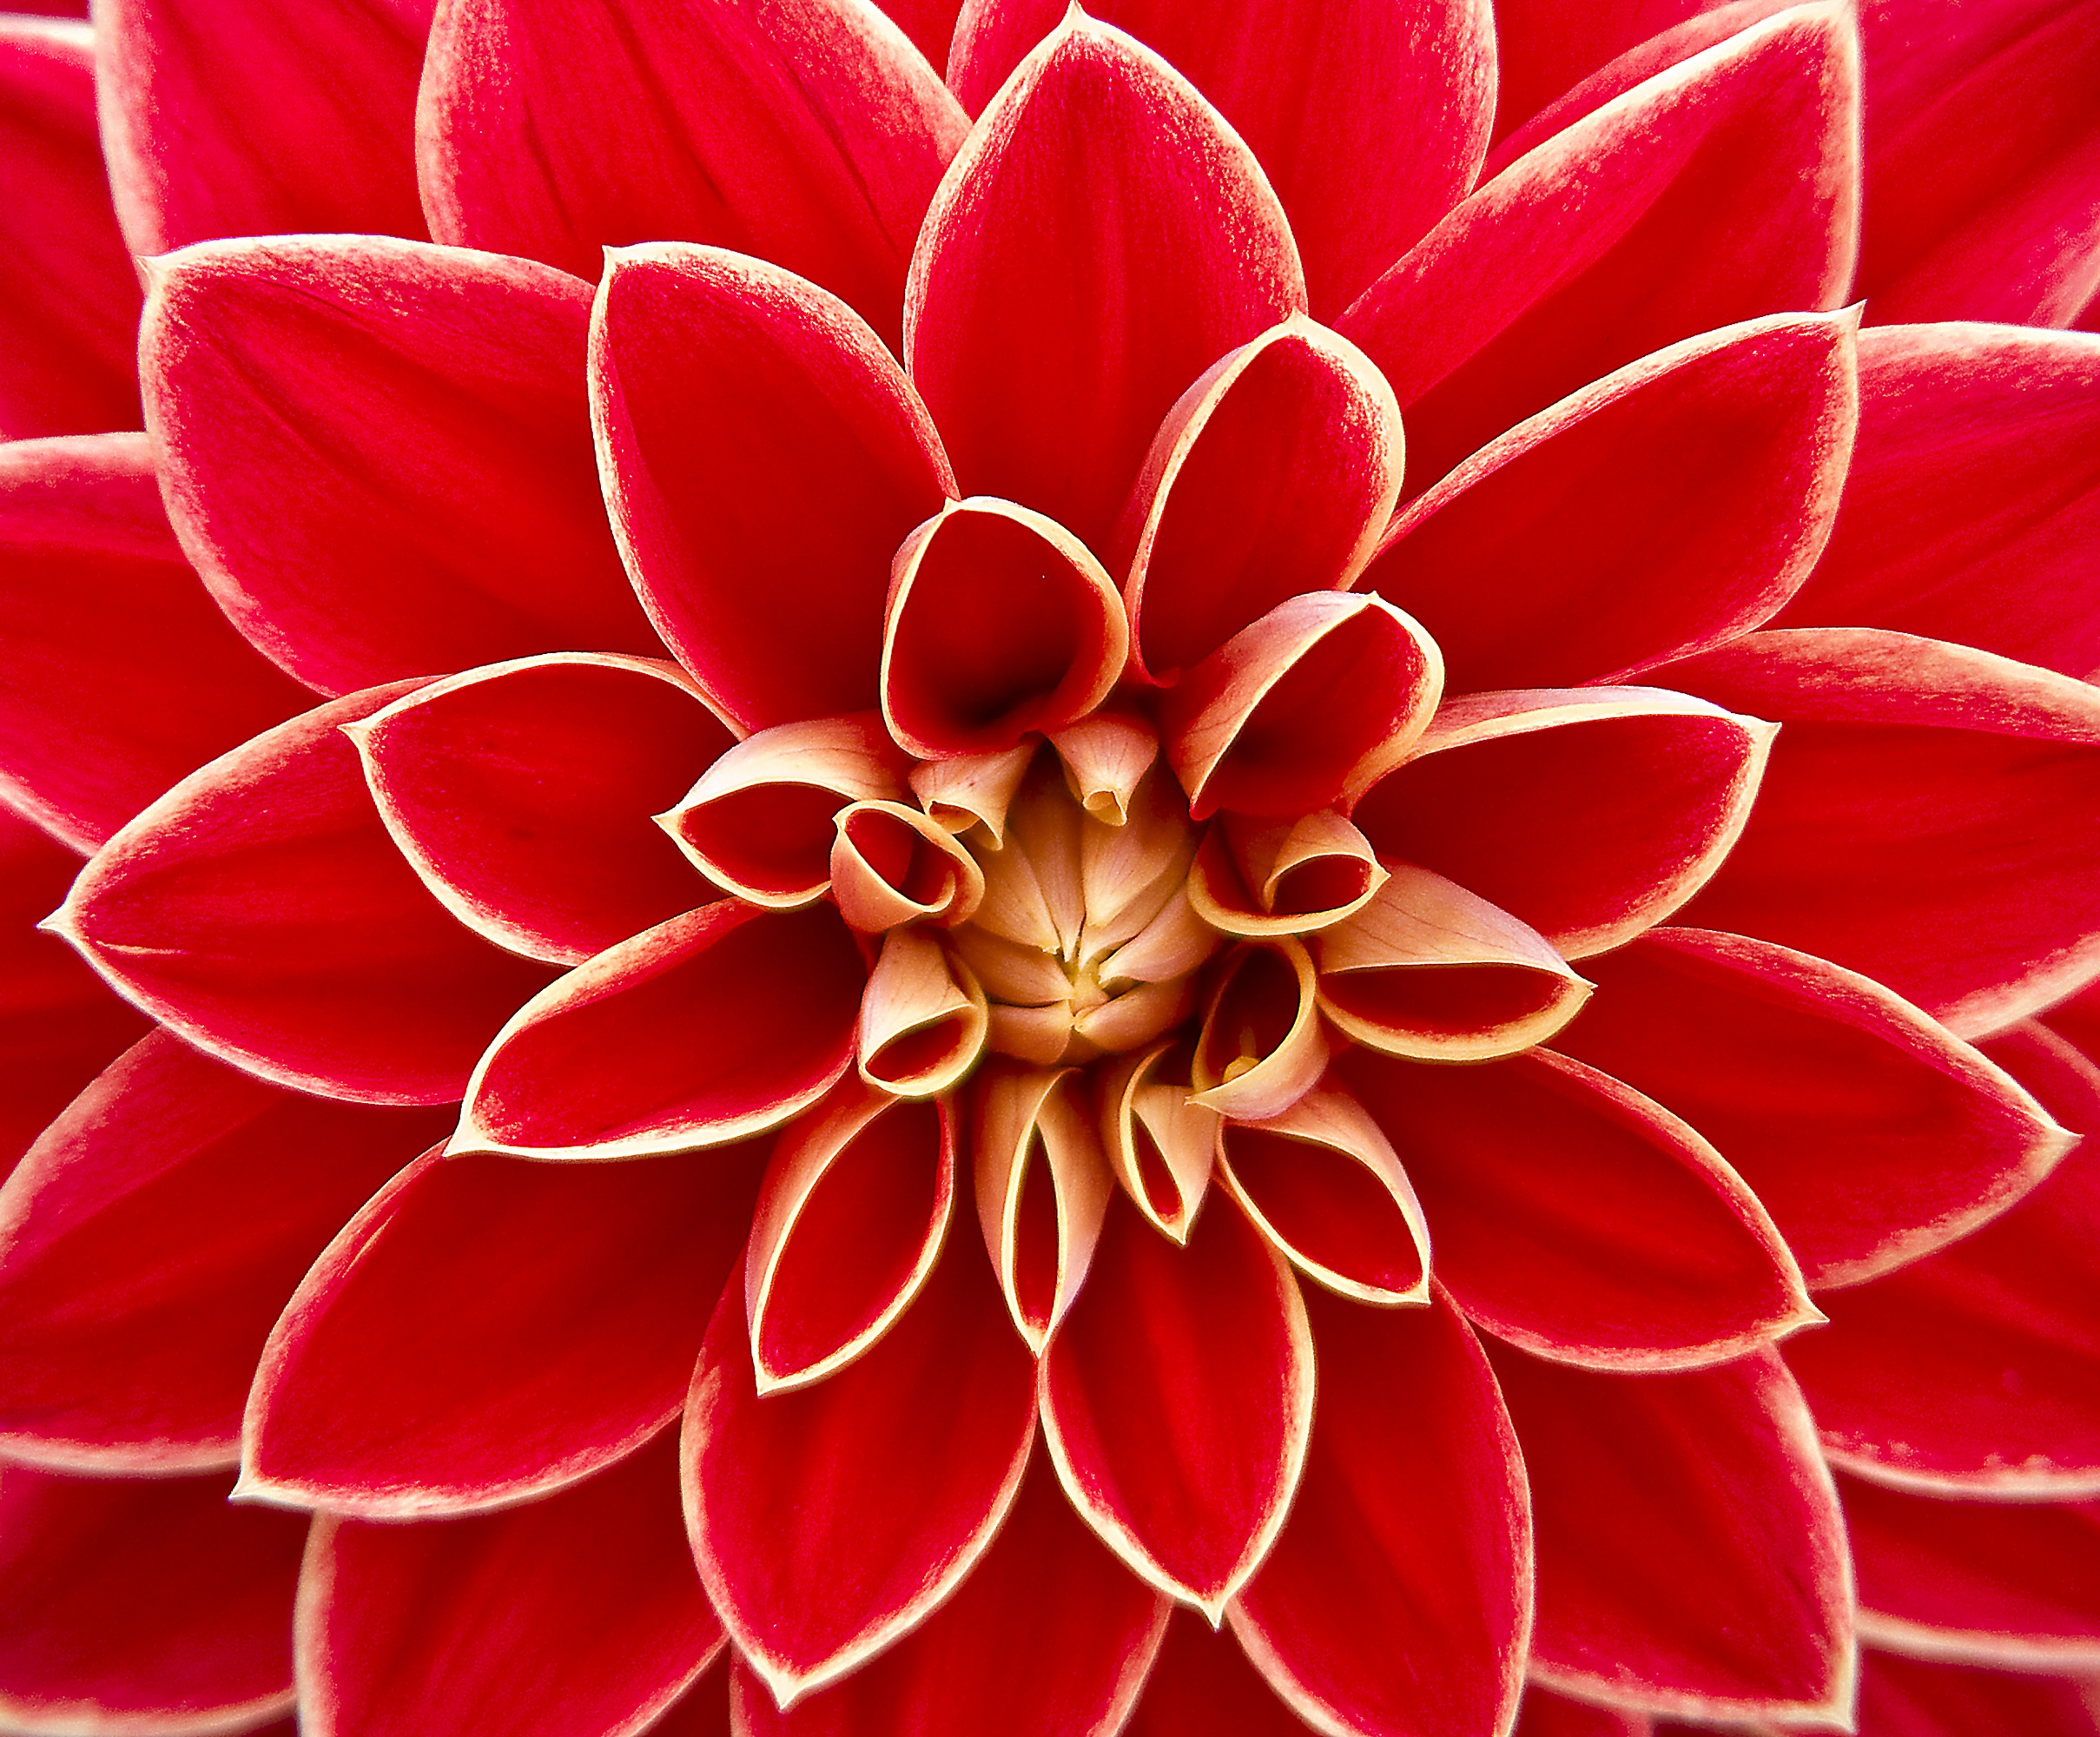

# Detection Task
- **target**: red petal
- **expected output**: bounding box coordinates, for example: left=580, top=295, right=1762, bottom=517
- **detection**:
left=96, top=0, right=429, bottom=254
left=246, top=1140, right=761, bottom=1516
left=1121, top=1611, right=1319, bottom=1737
left=301, top=1433, right=722, bottom=1737
left=1773, top=324, right=2100, bottom=679
left=1232, top=1285, right=1529, bottom=1737
left=1854, top=1649, right=2100, bottom=1737
left=1351, top=688, right=1775, bottom=958
left=1556, top=928, right=2071, bottom=1287
left=1363, top=310, right=1859, bottom=690
left=0, top=20, right=141, bottom=439
left=1514, top=1686, right=1650, bottom=1737
left=684, top=1228, right=1035, bottom=1701
left=1491, top=1343, right=1854, bottom=1725
left=0, top=1463, right=304, bottom=1732
left=906, top=10, right=1304, bottom=555
left=1667, top=627, right=2100, bottom=1034
left=882, top=0, right=960, bottom=66
left=1342, top=2, right=1859, bottom=496
left=458, top=902, right=865, bottom=1160
left=1340, top=1046, right=1815, bottom=1369
left=591, top=245, right=955, bottom=732
left=0, top=1030, right=447, bottom=1473
left=1040, top=1191, right=1313, bottom=1618
left=0, top=435, right=308, bottom=852
left=731, top=1458, right=1169, bottom=1736
left=351, top=653, right=730, bottom=966
left=51, top=685, right=557, bottom=1106
left=1489, top=0, right=1713, bottom=142
left=645, top=1657, right=732, bottom=1737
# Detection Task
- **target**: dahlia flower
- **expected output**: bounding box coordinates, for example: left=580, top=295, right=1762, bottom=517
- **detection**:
left=0, top=0, right=2097, bottom=1732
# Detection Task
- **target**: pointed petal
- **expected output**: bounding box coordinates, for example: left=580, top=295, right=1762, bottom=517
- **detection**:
left=51, top=685, right=558, bottom=1106
left=684, top=1227, right=1035, bottom=1701
left=1667, top=627, right=2100, bottom=1034
left=1351, top=687, right=1776, bottom=959
left=1116, top=317, right=1403, bottom=684
left=246, top=1139, right=761, bottom=1516
left=0, top=1463, right=304, bottom=1734
left=300, top=1434, right=722, bottom=1737
left=419, top=0, right=965, bottom=340
left=0, top=1030, right=448, bottom=1473
left=1491, top=1343, right=1855, bottom=1726
left=0, top=19, right=142, bottom=438
left=1040, top=1191, right=1314, bottom=1618
left=909, top=742, right=1034, bottom=842
left=1555, top=927, right=2073, bottom=1286
left=1190, top=938, right=1329, bottom=1121
left=1338, top=1046, right=1818, bottom=1370
left=96, top=0, right=428, bottom=255
left=1232, top=1285, right=1529, bottom=1737
left=458, top=902, right=866, bottom=1160
left=1050, top=710, right=1159, bottom=826
left=1096, top=1042, right=1217, bottom=1245
left=1854, top=1650, right=2100, bottom=1737
left=1342, top=2, right=1859, bottom=495
left=1121, top=1610, right=1324, bottom=1737
left=591, top=245, right=955, bottom=731
left=856, top=925, right=989, bottom=1097
left=350, top=653, right=731, bottom=965
left=1363, top=310, right=1860, bottom=691
left=731, top=1459, right=1169, bottom=1736
left=972, top=1061, right=1112, bottom=1351
left=905, top=10, right=1304, bottom=554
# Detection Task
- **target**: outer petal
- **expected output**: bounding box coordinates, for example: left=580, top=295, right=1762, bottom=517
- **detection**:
left=1232, top=1284, right=1530, bottom=1737
left=1667, top=627, right=2100, bottom=1034
left=0, top=1031, right=449, bottom=1472
left=349, top=654, right=731, bottom=965
left=96, top=0, right=430, bottom=255
left=1362, top=310, right=1859, bottom=691
left=1853, top=1649, right=2100, bottom=1737
left=1350, top=688, right=1775, bottom=959
left=947, top=0, right=1494, bottom=314
left=0, top=1463, right=306, bottom=1734
left=1489, top=0, right=1713, bottom=140
left=50, top=684, right=558, bottom=1106
left=1513, top=1687, right=1649, bottom=1737
left=905, top=10, right=1304, bottom=556
left=298, top=1433, right=722, bottom=1737
left=1337, top=1046, right=1816, bottom=1370
left=1772, top=324, right=2100, bottom=678
left=244, top=1139, right=762, bottom=1516
left=683, top=1229, right=1035, bottom=1703
left=731, top=1458, right=1169, bottom=1735
left=1341, top=1, right=1859, bottom=496
left=457, top=902, right=866, bottom=1160
left=144, top=235, right=659, bottom=697
left=1121, top=1613, right=1324, bottom=1737
left=591, top=245, right=955, bottom=732
left=0, top=18, right=142, bottom=438
left=1040, top=1192, right=1314, bottom=1619
left=1490, top=1343, right=1855, bottom=1726
left=418, top=0, right=965, bottom=341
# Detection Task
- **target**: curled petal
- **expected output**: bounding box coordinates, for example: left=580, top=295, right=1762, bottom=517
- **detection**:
left=857, top=926, right=988, bottom=1098
left=746, top=1081, right=955, bottom=1392
left=1040, top=1192, right=1314, bottom=1619
left=1116, top=317, right=1404, bottom=684
left=906, top=10, right=1304, bottom=553
left=1490, top=1342, right=1855, bottom=1727
left=144, top=235, right=657, bottom=696
left=1338, top=1046, right=1819, bottom=1370
left=1216, top=1086, right=1430, bottom=1306
left=972, top=1060, right=1113, bottom=1351
left=830, top=801, right=985, bottom=932
left=882, top=498, right=1126, bottom=759
left=459, top=902, right=865, bottom=1159
left=1049, top=710, right=1158, bottom=827
left=0, top=433, right=307, bottom=852
left=661, top=715, right=908, bottom=908
left=1667, top=626, right=2100, bottom=1034
left=1313, top=862, right=1592, bottom=1061
left=245, top=1140, right=761, bottom=1516
left=1191, top=938, right=1329, bottom=1121
left=1187, top=810, right=1386, bottom=940
left=1352, top=686, right=1777, bottom=958
left=300, top=1435, right=721, bottom=1737
left=684, top=1228, right=1035, bottom=1703
left=350, top=653, right=731, bottom=965
left=909, top=742, right=1034, bottom=842
left=1096, top=1041, right=1218, bottom=1245
left=1161, top=591, right=1443, bottom=821
left=1363, top=309, right=1861, bottom=690
left=591, top=246, right=955, bottom=730
left=50, top=684, right=557, bottom=1106
left=1555, top=927, right=2073, bottom=1287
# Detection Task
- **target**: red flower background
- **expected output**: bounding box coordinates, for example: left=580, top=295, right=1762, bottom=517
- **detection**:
left=1, top=0, right=2098, bottom=1733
